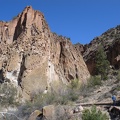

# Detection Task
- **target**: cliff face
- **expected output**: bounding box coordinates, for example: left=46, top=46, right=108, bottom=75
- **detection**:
left=82, top=25, right=120, bottom=75
left=0, top=6, right=90, bottom=99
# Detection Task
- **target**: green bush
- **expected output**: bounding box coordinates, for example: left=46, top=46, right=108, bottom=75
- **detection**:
left=0, top=83, right=18, bottom=106
left=88, top=75, right=102, bottom=87
left=82, top=106, right=109, bottom=120
left=32, top=88, right=79, bottom=106
left=79, top=84, right=90, bottom=97
left=78, top=77, right=101, bottom=98
left=67, top=89, right=79, bottom=102
left=68, top=79, right=81, bottom=101
left=70, top=79, right=80, bottom=90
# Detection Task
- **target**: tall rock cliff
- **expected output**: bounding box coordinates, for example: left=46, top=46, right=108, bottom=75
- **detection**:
left=0, top=6, right=90, bottom=99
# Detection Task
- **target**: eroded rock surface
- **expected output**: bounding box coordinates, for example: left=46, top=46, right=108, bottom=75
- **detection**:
left=0, top=6, right=90, bottom=99
left=78, top=25, right=120, bottom=75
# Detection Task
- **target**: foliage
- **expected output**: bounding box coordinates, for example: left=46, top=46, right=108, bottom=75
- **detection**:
left=32, top=86, right=79, bottom=106
left=70, top=79, right=80, bottom=89
left=20, top=80, right=81, bottom=116
left=0, top=83, right=18, bottom=106
left=95, top=45, right=110, bottom=80
left=68, top=37, right=71, bottom=41
left=78, top=76, right=102, bottom=98
left=88, top=75, right=102, bottom=87
left=20, top=92, right=65, bottom=117
left=82, top=106, right=109, bottom=120
left=53, top=32, right=57, bottom=35
left=12, top=15, right=17, bottom=20
left=68, top=79, right=80, bottom=101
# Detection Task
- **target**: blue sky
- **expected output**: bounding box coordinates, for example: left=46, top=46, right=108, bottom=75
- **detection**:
left=0, top=0, right=120, bottom=44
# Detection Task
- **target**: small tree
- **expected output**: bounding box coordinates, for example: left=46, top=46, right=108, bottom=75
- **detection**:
left=95, top=45, right=110, bottom=80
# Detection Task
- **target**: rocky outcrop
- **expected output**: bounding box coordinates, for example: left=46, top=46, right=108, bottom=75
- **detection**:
left=108, top=105, right=120, bottom=119
left=34, top=105, right=82, bottom=120
left=82, top=25, right=120, bottom=75
left=42, top=105, right=55, bottom=120
left=74, top=43, right=84, bottom=54
left=107, top=40, right=120, bottom=69
left=0, top=6, right=90, bottom=100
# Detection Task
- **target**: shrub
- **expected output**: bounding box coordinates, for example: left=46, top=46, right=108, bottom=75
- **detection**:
left=33, top=92, right=58, bottom=107
left=20, top=83, right=80, bottom=116
left=67, top=79, right=81, bottom=101
left=88, top=75, right=102, bottom=87
left=12, top=16, right=17, bottom=20
left=18, top=101, right=34, bottom=117
left=32, top=88, right=79, bottom=105
left=19, top=91, right=69, bottom=117
left=0, top=83, right=18, bottom=106
left=67, top=89, right=79, bottom=102
left=82, top=106, right=109, bottom=120
left=79, top=77, right=101, bottom=98
left=70, top=79, right=80, bottom=90
left=79, top=84, right=90, bottom=97
left=19, top=80, right=82, bottom=117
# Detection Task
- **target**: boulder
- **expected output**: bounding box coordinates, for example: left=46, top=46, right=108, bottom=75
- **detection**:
left=28, top=110, right=42, bottom=120
left=42, top=105, right=55, bottom=120
left=74, top=105, right=84, bottom=113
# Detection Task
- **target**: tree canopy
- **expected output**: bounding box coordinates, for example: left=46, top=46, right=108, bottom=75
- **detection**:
left=95, top=45, right=110, bottom=80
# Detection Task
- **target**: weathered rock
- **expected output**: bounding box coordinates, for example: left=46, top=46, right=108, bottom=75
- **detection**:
left=42, top=105, right=55, bottom=120
left=74, top=43, right=84, bottom=54
left=28, top=110, right=42, bottom=120
left=54, top=105, right=82, bottom=120
left=107, top=40, right=120, bottom=69
left=0, top=6, right=90, bottom=100
left=109, top=106, right=120, bottom=119
left=81, top=25, right=120, bottom=75
left=74, top=105, right=84, bottom=113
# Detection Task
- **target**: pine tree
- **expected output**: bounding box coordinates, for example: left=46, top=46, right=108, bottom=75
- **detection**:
left=95, top=45, right=110, bottom=80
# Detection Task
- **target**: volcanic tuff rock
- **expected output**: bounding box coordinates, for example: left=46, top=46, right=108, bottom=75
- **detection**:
left=0, top=6, right=90, bottom=99
left=81, top=25, right=120, bottom=75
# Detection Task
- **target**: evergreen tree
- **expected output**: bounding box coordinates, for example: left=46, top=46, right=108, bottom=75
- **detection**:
left=95, top=45, right=110, bottom=80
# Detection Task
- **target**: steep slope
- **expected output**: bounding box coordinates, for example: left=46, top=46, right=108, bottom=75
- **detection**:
left=81, top=25, right=120, bottom=75
left=0, top=6, right=90, bottom=99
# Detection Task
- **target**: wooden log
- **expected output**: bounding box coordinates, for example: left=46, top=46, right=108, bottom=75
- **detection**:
left=76, top=102, right=113, bottom=106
